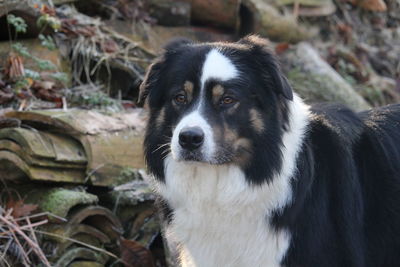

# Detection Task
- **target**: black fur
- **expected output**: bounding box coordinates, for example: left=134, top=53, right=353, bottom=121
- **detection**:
left=271, top=103, right=400, bottom=267
left=141, top=36, right=400, bottom=266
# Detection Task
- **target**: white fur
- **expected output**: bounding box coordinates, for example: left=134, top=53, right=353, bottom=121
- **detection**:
left=150, top=93, right=310, bottom=267
left=200, top=49, right=238, bottom=88
left=171, top=111, right=215, bottom=162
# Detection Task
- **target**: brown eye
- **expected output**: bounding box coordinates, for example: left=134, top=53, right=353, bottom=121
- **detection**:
left=174, top=93, right=186, bottom=104
left=220, top=96, right=236, bottom=106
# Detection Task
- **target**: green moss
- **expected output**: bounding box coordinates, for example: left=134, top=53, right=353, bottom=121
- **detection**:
left=38, top=188, right=98, bottom=220
left=287, top=67, right=371, bottom=111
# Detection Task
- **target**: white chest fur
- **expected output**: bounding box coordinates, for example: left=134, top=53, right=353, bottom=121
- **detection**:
left=157, top=158, right=292, bottom=267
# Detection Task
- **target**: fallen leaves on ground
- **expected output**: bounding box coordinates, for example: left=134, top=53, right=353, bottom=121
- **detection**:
left=32, top=80, right=62, bottom=105
left=120, top=238, right=155, bottom=267
left=336, top=23, right=353, bottom=43
left=346, top=0, right=387, bottom=11
left=275, top=43, right=290, bottom=54
left=5, top=54, right=25, bottom=80
left=101, top=39, right=120, bottom=53
left=6, top=199, right=38, bottom=219
left=61, top=18, right=97, bottom=37
left=0, top=196, right=50, bottom=266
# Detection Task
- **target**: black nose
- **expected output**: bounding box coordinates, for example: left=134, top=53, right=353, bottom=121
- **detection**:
left=179, top=127, right=204, bottom=150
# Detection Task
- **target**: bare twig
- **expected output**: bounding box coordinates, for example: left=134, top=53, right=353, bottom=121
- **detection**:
left=0, top=219, right=48, bottom=237
left=0, top=214, right=51, bottom=267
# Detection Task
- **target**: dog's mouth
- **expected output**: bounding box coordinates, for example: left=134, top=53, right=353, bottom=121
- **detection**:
left=173, top=148, right=234, bottom=165
left=179, top=150, right=204, bottom=162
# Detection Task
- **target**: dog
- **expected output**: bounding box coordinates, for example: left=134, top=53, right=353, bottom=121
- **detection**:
left=139, top=35, right=400, bottom=267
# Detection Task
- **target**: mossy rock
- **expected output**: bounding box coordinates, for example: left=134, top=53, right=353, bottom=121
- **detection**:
left=26, top=188, right=98, bottom=221
left=283, top=43, right=371, bottom=111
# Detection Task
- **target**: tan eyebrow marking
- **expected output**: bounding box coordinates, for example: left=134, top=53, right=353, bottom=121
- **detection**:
left=250, top=108, right=265, bottom=134
left=184, top=81, right=194, bottom=102
left=212, top=85, right=225, bottom=99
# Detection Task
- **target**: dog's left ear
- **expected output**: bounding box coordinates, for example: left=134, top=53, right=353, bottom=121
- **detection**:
left=238, top=35, right=293, bottom=101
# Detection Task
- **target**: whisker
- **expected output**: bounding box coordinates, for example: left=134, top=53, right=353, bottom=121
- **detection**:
left=152, top=143, right=171, bottom=153
left=161, top=149, right=171, bottom=155
left=162, top=135, right=172, bottom=140
left=162, top=153, right=171, bottom=160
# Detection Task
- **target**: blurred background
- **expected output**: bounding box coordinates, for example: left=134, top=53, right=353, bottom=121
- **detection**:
left=0, top=0, right=399, bottom=266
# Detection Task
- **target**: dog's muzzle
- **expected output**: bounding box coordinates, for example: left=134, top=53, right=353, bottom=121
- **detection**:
left=170, top=111, right=215, bottom=162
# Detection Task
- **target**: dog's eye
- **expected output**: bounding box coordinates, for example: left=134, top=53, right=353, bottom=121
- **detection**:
left=174, top=93, right=187, bottom=105
left=220, top=96, right=237, bottom=106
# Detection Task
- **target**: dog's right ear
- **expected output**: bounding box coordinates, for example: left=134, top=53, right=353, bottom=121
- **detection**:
left=138, top=60, right=162, bottom=107
left=138, top=38, right=192, bottom=107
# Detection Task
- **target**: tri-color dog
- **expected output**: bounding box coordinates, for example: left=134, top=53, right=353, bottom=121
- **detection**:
left=140, top=36, right=400, bottom=267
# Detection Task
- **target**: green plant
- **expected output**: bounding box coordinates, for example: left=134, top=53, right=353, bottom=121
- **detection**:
left=14, top=78, right=30, bottom=89
left=49, top=72, right=69, bottom=84
left=5, top=13, right=69, bottom=88
left=24, top=69, right=41, bottom=80
left=11, top=42, right=57, bottom=71
left=37, top=14, right=62, bottom=31
left=7, top=14, right=27, bottom=36
left=38, top=34, right=56, bottom=51
left=64, top=86, right=123, bottom=111
left=11, top=42, right=30, bottom=57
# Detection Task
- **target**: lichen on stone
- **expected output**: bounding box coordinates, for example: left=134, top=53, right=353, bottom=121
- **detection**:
left=38, top=188, right=98, bottom=220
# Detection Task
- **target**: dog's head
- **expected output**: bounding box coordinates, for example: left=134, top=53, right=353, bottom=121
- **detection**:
left=141, top=36, right=293, bottom=184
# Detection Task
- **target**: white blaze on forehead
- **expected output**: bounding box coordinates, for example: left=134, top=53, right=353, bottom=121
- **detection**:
left=200, top=49, right=238, bottom=87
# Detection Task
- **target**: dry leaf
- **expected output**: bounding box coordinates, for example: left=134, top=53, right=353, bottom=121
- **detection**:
left=6, top=199, right=38, bottom=218
left=101, top=39, right=119, bottom=54
left=5, top=53, right=25, bottom=80
left=31, top=80, right=63, bottom=103
left=40, top=5, right=56, bottom=16
left=16, top=89, right=33, bottom=100
left=120, top=238, right=155, bottom=267
left=34, top=88, right=62, bottom=103
left=360, top=0, right=386, bottom=11
left=346, top=0, right=387, bottom=11
left=121, top=100, right=136, bottom=109
left=275, top=43, right=290, bottom=55
left=337, top=23, right=353, bottom=43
